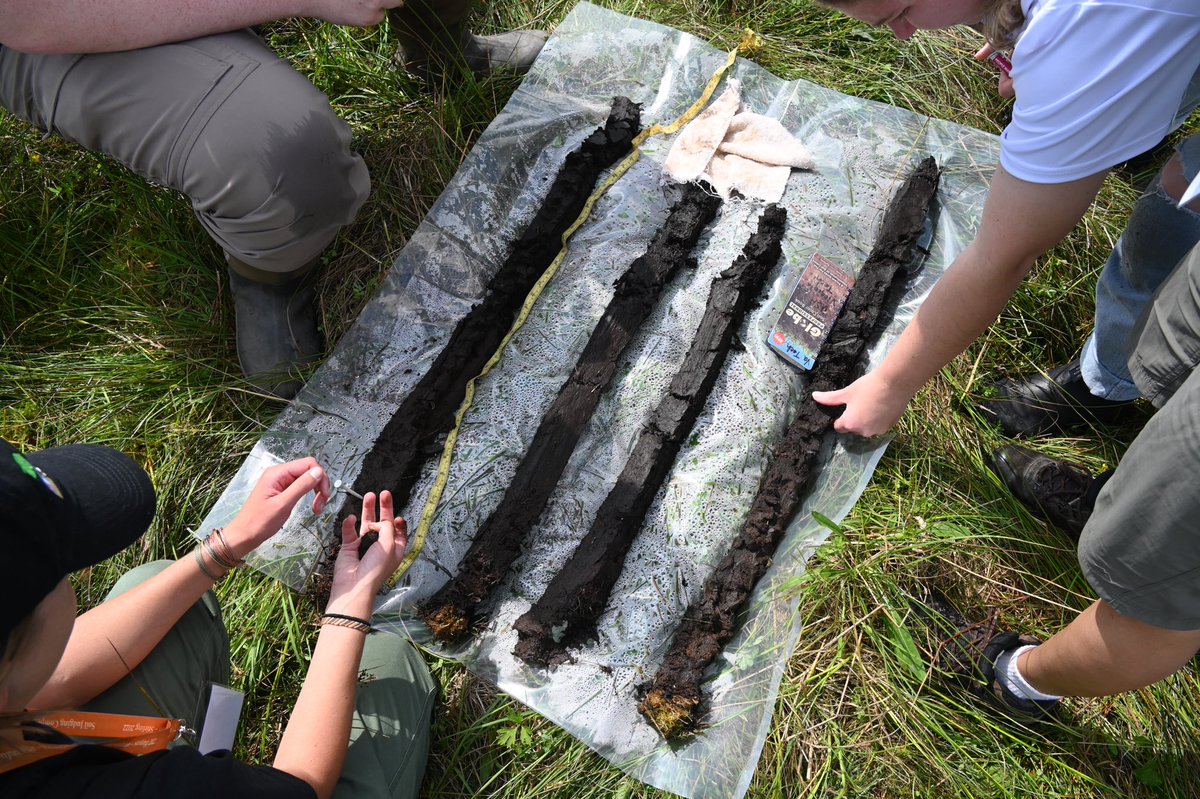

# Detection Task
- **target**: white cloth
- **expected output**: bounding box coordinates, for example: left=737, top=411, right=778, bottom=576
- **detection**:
left=663, top=80, right=814, bottom=202
left=1002, top=0, right=1200, bottom=184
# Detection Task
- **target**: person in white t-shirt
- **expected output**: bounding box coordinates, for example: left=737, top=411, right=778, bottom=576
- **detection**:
left=813, top=0, right=1200, bottom=719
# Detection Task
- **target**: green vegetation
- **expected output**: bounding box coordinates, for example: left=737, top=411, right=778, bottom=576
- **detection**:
left=2, top=1, right=1197, bottom=796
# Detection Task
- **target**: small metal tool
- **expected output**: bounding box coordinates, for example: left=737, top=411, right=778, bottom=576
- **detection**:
left=332, top=479, right=363, bottom=500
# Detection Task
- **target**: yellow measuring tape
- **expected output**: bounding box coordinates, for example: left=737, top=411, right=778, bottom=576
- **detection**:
left=390, top=30, right=763, bottom=583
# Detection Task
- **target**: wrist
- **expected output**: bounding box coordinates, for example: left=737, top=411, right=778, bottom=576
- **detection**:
left=219, top=519, right=257, bottom=561
left=870, top=362, right=923, bottom=403
left=324, top=587, right=376, bottom=619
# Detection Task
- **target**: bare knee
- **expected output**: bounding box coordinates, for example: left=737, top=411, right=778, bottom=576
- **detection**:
left=1159, top=153, right=1200, bottom=214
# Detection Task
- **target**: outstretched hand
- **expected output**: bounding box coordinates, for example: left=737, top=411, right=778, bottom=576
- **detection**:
left=326, top=491, right=407, bottom=617
left=223, top=458, right=332, bottom=560
left=811, top=370, right=913, bottom=437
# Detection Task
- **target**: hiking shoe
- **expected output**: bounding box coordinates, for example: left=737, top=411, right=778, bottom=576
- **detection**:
left=990, top=445, right=1103, bottom=541
left=394, top=26, right=548, bottom=82
left=911, top=591, right=1059, bottom=721
left=461, top=29, right=548, bottom=75
left=228, top=269, right=323, bottom=400
left=976, top=358, right=1136, bottom=438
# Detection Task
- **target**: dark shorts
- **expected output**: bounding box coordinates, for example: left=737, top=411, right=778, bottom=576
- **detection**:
left=1078, top=241, right=1200, bottom=631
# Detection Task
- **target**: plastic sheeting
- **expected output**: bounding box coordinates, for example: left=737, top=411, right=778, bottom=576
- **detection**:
left=197, top=5, right=999, bottom=797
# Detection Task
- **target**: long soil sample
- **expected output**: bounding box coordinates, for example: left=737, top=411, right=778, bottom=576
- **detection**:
left=640, top=156, right=941, bottom=737
left=422, top=183, right=723, bottom=640
left=347, top=98, right=641, bottom=517
left=513, top=205, right=788, bottom=667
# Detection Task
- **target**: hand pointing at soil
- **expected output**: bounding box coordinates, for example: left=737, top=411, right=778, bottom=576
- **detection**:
left=812, top=369, right=914, bottom=437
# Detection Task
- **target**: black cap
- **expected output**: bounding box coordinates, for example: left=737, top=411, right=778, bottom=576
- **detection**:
left=0, top=440, right=156, bottom=649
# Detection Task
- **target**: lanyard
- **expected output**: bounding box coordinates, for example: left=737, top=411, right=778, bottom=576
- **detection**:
left=0, top=710, right=182, bottom=774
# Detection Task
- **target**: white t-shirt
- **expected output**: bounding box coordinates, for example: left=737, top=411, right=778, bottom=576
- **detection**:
left=1001, top=0, right=1200, bottom=183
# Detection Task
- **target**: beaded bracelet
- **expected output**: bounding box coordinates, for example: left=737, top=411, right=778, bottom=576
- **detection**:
left=320, top=613, right=374, bottom=634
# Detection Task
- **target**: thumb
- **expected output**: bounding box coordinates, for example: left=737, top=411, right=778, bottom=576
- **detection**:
left=811, top=388, right=845, bottom=407
left=276, top=465, right=326, bottom=510
left=974, top=43, right=996, bottom=60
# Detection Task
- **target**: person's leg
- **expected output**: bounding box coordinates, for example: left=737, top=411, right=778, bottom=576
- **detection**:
left=389, top=0, right=548, bottom=82
left=976, top=133, right=1200, bottom=437
left=0, top=33, right=370, bottom=397
left=986, top=239, right=1200, bottom=702
left=80, top=561, right=230, bottom=726
left=332, top=631, right=436, bottom=799
left=1019, top=600, right=1200, bottom=697
left=1079, top=135, right=1200, bottom=400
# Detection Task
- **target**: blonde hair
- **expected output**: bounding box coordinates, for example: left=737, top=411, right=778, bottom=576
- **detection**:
left=816, top=0, right=1026, bottom=48
left=980, top=0, right=1025, bottom=48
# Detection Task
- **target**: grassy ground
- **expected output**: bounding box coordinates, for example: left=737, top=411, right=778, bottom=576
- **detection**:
left=2, top=1, right=1197, bottom=796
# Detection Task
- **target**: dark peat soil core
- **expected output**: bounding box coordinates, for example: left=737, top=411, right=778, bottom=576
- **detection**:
left=512, top=204, right=789, bottom=667
left=421, top=182, right=723, bottom=640
left=639, top=157, right=942, bottom=737
left=345, top=98, right=642, bottom=538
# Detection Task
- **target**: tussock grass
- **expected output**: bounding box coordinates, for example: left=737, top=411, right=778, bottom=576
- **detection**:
left=3, top=1, right=1198, bottom=796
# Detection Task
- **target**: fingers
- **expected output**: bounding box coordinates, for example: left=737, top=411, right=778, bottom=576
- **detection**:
left=811, top=389, right=845, bottom=407
left=394, top=515, right=409, bottom=555
left=276, top=463, right=329, bottom=514
left=973, top=43, right=996, bottom=60
left=360, top=491, right=378, bottom=529
left=341, top=514, right=358, bottom=545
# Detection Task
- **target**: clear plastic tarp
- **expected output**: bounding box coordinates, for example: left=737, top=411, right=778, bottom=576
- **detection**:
left=198, top=4, right=999, bottom=797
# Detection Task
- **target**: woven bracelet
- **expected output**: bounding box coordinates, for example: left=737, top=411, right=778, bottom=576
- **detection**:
left=320, top=613, right=374, bottom=634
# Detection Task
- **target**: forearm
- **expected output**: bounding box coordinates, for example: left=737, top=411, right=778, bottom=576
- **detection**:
left=0, top=0, right=307, bottom=53
left=30, top=552, right=219, bottom=708
left=872, top=240, right=1035, bottom=399
left=273, top=591, right=374, bottom=799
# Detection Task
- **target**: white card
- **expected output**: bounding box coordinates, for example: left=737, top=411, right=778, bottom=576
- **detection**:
left=197, top=684, right=245, bottom=755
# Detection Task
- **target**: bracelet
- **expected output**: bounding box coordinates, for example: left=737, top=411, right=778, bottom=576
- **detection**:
left=211, top=529, right=245, bottom=566
left=202, top=530, right=241, bottom=572
left=202, top=536, right=237, bottom=572
left=193, top=548, right=225, bottom=582
left=320, top=613, right=374, bottom=634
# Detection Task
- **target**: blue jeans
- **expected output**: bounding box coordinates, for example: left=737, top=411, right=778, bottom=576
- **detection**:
left=1080, top=69, right=1200, bottom=400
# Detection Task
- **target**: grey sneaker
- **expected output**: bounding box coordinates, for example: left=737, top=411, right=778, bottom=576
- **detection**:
left=460, top=29, right=549, bottom=75
left=395, top=26, right=548, bottom=82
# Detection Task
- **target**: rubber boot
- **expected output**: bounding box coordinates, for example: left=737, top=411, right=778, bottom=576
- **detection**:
left=227, top=256, right=323, bottom=400
left=389, top=0, right=548, bottom=82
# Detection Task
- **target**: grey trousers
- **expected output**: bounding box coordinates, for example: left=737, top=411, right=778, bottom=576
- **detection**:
left=0, top=30, right=370, bottom=277
left=1078, top=240, right=1200, bottom=630
left=81, top=561, right=434, bottom=798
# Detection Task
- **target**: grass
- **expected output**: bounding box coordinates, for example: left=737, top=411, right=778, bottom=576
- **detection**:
left=2, top=1, right=1198, bottom=796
